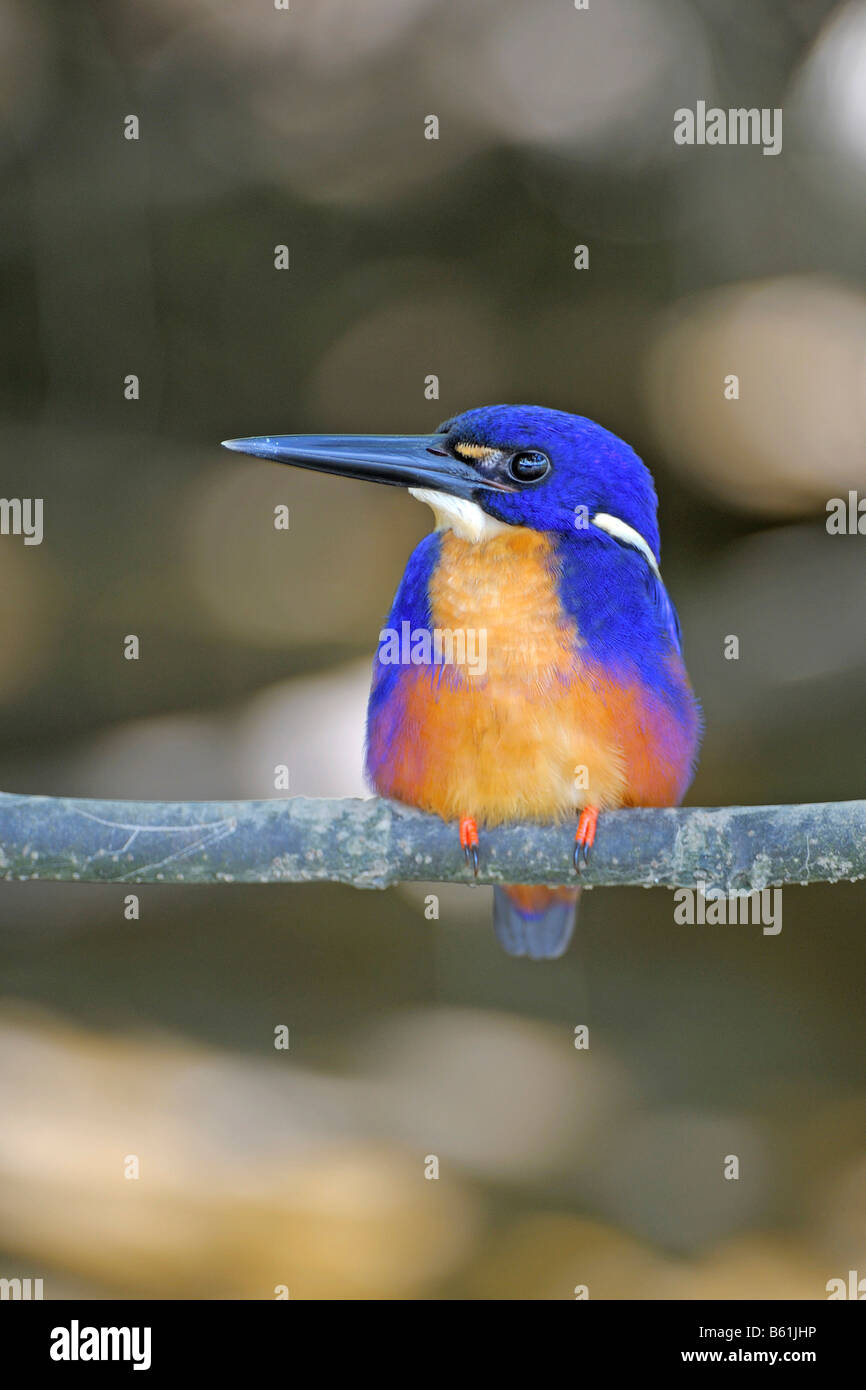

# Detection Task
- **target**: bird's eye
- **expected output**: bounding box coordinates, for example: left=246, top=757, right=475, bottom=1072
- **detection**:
left=508, top=450, right=551, bottom=483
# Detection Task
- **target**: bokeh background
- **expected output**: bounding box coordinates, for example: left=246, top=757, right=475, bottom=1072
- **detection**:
left=1, top=0, right=866, bottom=1299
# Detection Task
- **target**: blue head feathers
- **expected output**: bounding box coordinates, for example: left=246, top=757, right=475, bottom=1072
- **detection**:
left=436, top=404, right=661, bottom=563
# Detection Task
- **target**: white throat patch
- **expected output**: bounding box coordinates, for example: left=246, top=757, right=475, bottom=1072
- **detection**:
left=591, top=511, right=661, bottom=578
left=409, top=488, right=512, bottom=543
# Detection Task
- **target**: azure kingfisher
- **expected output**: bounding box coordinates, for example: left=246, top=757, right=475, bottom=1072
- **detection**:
left=223, top=405, right=701, bottom=961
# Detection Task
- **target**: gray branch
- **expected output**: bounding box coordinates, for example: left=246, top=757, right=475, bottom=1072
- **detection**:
left=0, top=791, right=863, bottom=890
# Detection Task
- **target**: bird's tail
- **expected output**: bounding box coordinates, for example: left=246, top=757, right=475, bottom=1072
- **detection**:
left=493, top=884, right=581, bottom=961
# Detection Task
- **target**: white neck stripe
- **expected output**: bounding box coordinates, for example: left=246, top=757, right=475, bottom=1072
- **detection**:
left=591, top=512, right=661, bottom=578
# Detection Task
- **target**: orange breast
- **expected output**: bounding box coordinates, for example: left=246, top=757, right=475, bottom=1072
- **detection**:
left=367, top=528, right=694, bottom=824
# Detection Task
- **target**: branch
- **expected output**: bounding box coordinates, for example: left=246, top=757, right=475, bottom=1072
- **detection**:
left=0, top=791, right=862, bottom=890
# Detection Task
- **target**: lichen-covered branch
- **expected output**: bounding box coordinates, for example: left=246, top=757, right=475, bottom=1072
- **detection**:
left=0, top=791, right=863, bottom=891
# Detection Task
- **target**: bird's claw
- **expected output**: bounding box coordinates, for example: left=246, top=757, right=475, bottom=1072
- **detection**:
left=459, top=815, right=480, bottom=877
left=574, top=806, right=599, bottom=874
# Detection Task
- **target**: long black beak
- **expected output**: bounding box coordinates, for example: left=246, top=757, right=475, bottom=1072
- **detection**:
left=221, top=433, right=511, bottom=499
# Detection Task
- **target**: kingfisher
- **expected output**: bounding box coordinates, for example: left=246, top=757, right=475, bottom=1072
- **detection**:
left=223, top=405, right=701, bottom=960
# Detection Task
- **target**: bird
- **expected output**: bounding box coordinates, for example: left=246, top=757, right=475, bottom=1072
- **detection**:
left=223, top=405, right=701, bottom=960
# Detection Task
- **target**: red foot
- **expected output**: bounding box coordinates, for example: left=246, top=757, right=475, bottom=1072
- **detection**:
left=459, top=815, right=479, bottom=877
left=574, top=806, right=599, bottom=872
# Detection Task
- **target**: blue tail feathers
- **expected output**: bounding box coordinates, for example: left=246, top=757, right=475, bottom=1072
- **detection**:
left=493, top=885, right=581, bottom=960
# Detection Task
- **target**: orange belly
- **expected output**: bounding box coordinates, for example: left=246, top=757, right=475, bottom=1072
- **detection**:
left=367, top=529, right=695, bottom=824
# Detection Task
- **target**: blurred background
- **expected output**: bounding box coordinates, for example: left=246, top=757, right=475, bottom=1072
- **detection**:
left=1, top=0, right=865, bottom=1299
